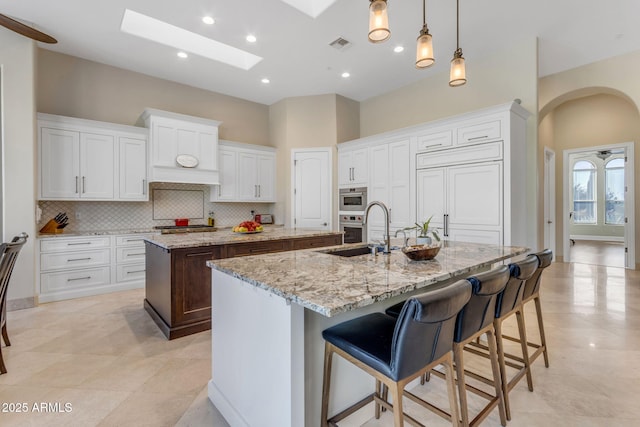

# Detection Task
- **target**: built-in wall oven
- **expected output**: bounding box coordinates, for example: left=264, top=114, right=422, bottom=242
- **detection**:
left=339, top=187, right=367, bottom=212
left=340, top=213, right=367, bottom=244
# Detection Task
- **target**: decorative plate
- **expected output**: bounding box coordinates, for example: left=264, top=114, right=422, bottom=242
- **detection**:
left=176, top=154, right=199, bottom=168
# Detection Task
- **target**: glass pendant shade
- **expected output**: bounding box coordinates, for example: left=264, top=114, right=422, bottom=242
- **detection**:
left=368, top=0, right=390, bottom=43
left=449, top=50, right=466, bottom=86
left=415, top=28, right=434, bottom=68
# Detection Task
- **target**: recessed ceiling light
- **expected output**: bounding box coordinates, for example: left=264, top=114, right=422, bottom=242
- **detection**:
left=177, top=51, right=188, bottom=58
left=261, top=78, right=270, bottom=84
left=341, top=72, right=350, bottom=78
left=394, top=46, right=404, bottom=53
left=120, top=9, right=262, bottom=70
left=246, top=34, right=257, bottom=43
left=202, top=16, right=215, bottom=25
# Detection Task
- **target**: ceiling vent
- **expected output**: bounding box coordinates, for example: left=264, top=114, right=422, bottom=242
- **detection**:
left=329, top=37, right=351, bottom=51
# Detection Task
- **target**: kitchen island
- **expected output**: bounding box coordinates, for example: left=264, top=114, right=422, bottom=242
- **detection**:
left=207, top=240, right=528, bottom=427
left=144, top=227, right=342, bottom=339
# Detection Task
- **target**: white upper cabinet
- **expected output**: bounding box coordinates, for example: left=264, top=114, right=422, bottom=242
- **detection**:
left=210, top=140, right=276, bottom=203
left=338, top=147, right=368, bottom=187
left=38, top=114, right=145, bottom=201
left=119, top=137, right=148, bottom=201
left=138, top=109, right=221, bottom=185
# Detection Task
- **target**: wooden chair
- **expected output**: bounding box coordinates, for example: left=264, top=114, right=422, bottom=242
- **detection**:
left=502, top=249, right=553, bottom=368
left=0, top=233, right=28, bottom=374
left=321, top=280, right=471, bottom=426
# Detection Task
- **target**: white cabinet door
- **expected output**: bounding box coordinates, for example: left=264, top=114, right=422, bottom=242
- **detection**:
left=338, top=148, right=368, bottom=187
left=388, top=140, right=411, bottom=229
left=416, top=168, right=446, bottom=231
left=80, top=133, right=115, bottom=199
left=119, top=137, right=147, bottom=200
left=212, top=148, right=238, bottom=201
left=447, top=162, right=502, bottom=228
left=294, top=150, right=330, bottom=229
left=368, top=144, right=389, bottom=227
left=256, top=153, right=275, bottom=201
left=237, top=152, right=258, bottom=200
left=40, top=127, right=80, bottom=199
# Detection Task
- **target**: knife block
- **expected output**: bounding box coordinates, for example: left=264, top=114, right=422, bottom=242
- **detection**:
left=39, top=219, right=63, bottom=234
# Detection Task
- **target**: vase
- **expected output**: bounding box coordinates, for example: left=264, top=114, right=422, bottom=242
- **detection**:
left=416, top=236, right=432, bottom=245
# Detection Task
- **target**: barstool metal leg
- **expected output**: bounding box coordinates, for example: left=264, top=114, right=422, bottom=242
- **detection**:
left=321, top=342, right=333, bottom=427
left=534, top=296, right=549, bottom=367
left=494, top=318, right=511, bottom=421
left=515, top=308, right=534, bottom=391
left=486, top=328, right=507, bottom=426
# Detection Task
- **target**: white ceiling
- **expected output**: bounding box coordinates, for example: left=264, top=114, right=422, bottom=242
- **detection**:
left=3, top=0, right=640, bottom=105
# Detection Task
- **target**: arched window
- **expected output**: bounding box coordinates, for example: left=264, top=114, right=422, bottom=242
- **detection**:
left=573, top=160, right=596, bottom=224
left=605, top=158, right=625, bottom=224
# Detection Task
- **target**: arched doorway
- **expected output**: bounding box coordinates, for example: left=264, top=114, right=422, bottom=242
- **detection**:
left=539, top=89, right=638, bottom=269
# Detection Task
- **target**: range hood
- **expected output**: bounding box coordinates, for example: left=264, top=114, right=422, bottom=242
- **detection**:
left=138, top=108, right=222, bottom=185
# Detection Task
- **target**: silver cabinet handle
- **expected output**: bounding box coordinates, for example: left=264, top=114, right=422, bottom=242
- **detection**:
left=68, top=276, right=91, bottom=282
left=142, top=179, right=146, bottom=195
left=126, top=270, right=145, bottom=274
left=126, top=253, right=145, bottom=257
left=258, top=185, right=261, bottom=197
left=68, top=242, right=91, bottom=246
left=82, top=176, right=86, bottom=193
left=75, top=176, right=79, bottom=193
left=468, top=135, right=488, bottom=141
left=125, top=239, right=143, bottom=242
left=68, top=257, right=92, bottom=262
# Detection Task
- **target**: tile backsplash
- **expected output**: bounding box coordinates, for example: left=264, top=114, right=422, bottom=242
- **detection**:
left=37, top=182, right=275, bottom=233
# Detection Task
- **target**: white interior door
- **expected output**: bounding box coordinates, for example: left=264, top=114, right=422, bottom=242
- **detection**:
left=292, top=149, right=331, bottom=230
left=543, top=148, right=556, bottom=258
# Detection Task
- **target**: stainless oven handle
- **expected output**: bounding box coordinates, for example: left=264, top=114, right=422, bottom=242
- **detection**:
left=342, top=192, right=364, bottom=196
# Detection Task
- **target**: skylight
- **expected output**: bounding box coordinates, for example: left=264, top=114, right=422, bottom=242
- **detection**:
left=279, top=0, right=338, bottom=18
left=120, top=9, right=262, bottom=70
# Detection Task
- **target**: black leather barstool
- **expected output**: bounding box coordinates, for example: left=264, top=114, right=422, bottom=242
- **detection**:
left=468, top=255, right=539, bottom=421
left=0, top=233, right=28, bottom=375
left=502, top=249, right=553, bottom=368
left=386, top=267, right=510, bottom=427
left=321, top=280, right=472, bottom=427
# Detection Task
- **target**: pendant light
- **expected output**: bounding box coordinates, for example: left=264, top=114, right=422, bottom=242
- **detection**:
left=368, top=0, right=390, bottom=43
left=449, top=0, right=466, bottom=86
left=415, top=0, right=434, bottom=68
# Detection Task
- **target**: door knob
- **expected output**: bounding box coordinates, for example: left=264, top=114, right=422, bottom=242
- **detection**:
left=547, top=220, right=553, bottom=224
left=322, top=222, right=328, bottom=226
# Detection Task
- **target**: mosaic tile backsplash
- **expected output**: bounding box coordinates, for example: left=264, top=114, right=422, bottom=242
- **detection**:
left=37, top=182, right=275, bottom=233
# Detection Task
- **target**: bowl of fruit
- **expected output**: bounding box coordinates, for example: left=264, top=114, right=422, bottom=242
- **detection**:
left=232, top=221, right=264, bottom=233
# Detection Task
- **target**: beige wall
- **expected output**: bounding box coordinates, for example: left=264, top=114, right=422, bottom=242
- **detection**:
left=37, top=49, right=270, bottom=145
left=360, top=38, right=539, bottom=248
left=269, top=94, right=360, bottom=228
left=539, top=92, right=640, bottom=262
left=0, top=28, right=37, bottom=306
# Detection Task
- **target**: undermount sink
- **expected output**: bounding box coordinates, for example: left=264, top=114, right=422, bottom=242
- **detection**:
left=323, top=246, right=373, bottom=257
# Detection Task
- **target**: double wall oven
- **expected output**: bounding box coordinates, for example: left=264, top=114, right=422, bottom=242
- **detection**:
left=339, top=187, right=367, bottom=244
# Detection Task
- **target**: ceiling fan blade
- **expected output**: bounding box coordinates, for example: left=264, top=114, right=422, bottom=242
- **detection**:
left=0, top=13, right=57, bottom=44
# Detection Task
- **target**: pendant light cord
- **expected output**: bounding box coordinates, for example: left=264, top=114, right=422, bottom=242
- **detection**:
left=423, top=0, right=426, bottom=26
left=456, top=0, right=460, bottom=50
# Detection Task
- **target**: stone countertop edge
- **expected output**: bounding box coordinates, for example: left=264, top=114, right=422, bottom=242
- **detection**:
left=207, top=242, right=529, bottom=317
left=144, top=228, right=344, bottom=250
left=37, top=228, right=159, bottom=238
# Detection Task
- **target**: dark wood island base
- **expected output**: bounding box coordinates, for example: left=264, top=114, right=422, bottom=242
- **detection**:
left=144, top=231, right=342, bottom=339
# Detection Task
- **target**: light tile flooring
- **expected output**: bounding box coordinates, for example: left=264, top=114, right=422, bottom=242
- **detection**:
left=569, top=240, right=626, bottom=268
left=2, top=261, right=640, bottom=426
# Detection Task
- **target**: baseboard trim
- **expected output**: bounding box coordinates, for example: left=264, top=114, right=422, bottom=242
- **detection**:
left=7, top=296, right=36, bottom=311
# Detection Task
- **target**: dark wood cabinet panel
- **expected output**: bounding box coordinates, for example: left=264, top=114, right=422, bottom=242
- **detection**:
left=144, top=233, right=341, bottom=339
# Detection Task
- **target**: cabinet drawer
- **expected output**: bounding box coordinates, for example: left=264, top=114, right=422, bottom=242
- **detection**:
left=41, top=248, right=110, bottom=271
left=40, top=236, right=110, bottom=253
left=115, top=235, right=151, bottom=247
left=417, top=130, right=453, bottom=151
left=225, top=240, right=289, bottom=258
left=116, top=263, right=146, bottom=283
left=40, top=267, right=111, bottom=293
left=456, top=119, right=502, bottom=145
left=116, top=246, right=146, bottom=263
left=417, top=141, right=502, bottom=169
left=291, top=235, right=342, bottom=250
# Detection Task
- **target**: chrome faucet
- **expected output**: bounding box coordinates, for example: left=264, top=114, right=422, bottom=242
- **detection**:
left=363, top=201, right=391, bottom=254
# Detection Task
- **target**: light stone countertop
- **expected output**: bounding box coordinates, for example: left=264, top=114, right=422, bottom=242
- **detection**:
left=207, top=240, right=529, bottom=317
left=144, top=227, right=343, bottom=250
left=37, top=228, right=159, bottom=238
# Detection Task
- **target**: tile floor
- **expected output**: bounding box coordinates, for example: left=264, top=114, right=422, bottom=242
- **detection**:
left=569, top=240, right=626, bottom=268
left=2, top=260, right=640, bottom=426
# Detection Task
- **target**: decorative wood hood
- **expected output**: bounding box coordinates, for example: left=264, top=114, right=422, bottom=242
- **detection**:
left=138, top=108, right=222, bottom=185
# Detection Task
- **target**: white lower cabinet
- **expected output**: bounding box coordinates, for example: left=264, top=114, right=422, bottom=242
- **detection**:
left=39, top=234, right=153, bottom=303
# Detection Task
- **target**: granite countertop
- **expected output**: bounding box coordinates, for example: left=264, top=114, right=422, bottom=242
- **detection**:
left=207, top=240, right=528, bottom=317
left=144, top=227, right=343, bottom=250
